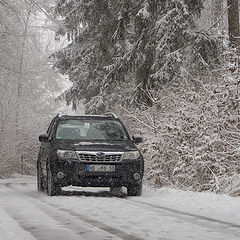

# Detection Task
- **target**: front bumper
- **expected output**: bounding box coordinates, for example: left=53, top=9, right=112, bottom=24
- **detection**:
left=52, top=158, right=144, bottom=187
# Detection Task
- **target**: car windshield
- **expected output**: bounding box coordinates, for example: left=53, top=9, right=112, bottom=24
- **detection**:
left=55, top=119, right=129, bottom=141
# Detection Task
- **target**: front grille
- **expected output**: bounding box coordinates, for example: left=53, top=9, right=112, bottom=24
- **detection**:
left=77, top=151, right=123, bottom=162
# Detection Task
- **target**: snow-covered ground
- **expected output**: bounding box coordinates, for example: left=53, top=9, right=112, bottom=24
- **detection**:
left=0, top=177, right=240, bottom=240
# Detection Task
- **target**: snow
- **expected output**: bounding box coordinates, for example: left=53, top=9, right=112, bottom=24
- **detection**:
left=0, top=177, right=240, bottom=240
left=137, top=2, right=150, bottom=19
left=141, top=187, right=240, bottom=226
left=0, top=209, right=35, bottom=240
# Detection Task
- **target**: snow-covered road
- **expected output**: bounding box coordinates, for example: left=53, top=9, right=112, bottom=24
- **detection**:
left=0, top=177, right=240, bottom=240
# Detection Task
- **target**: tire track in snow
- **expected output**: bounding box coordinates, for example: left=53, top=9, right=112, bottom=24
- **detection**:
left=6, top=202, right=120, bottom=240
left=5, top=183, right=145, bottom=240
left=62, top=185, right=240, bottom=237
left=5, top=181, right=240, bottom=239
left=126, top=199, right=240, bottom=230
left=1, top=184, right=92, bottom=240
left=62, top=186, right=240, bottom=233
left=23, top=183, right=240, bottom=239
left=3, top=209, right=81, bottom=240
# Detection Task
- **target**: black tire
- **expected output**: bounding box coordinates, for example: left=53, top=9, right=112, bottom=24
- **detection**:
left=110, top=187, right=122, bottom=195
left=127, top=183, right=142, bottom=196
left=37, top=163, right=44, bottom=192
left=47, top=164, right=61, bottom=196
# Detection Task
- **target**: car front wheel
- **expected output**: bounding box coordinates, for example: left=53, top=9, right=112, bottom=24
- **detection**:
left=110, top=187, right=122, bottom=195
left=37, top=163, right=44, bottom=192
left=47, top=164, right=61, bottom=196
left=127, top=182, right=142, bottom=196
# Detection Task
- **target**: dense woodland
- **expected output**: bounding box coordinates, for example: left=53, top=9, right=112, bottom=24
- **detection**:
left=0, top=0, right=66, bottom=177
left=0, top=0, right=240, bottom=196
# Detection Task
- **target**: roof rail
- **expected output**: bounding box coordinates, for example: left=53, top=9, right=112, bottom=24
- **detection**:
left=103, top=112, right=118, bottom=118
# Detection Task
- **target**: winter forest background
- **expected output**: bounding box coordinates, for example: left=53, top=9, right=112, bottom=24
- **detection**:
left=0, top=0, right=240, bottom=196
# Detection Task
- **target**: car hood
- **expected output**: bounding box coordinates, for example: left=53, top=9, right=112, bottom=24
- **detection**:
left=54, top=140, right=137, bottom=152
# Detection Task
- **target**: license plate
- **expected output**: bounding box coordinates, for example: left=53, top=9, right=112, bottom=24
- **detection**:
left=86, top=165, right=115, bottom=172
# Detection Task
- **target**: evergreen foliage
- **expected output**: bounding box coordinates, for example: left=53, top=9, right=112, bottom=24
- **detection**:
left=53, top=0, right=221, bottom=112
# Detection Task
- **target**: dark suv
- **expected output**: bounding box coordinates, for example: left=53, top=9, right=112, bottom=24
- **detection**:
left=37, top=113, right=144, bottom=196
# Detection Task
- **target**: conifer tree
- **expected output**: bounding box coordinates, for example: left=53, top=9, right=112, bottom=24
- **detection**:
left=53, top=0, right=221, bottom=112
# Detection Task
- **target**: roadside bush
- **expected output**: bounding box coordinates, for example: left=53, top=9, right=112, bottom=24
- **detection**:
left=121, top=64, right=240, bottom=195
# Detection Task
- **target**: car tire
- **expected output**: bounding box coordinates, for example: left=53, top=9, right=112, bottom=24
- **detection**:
left=47, top=164, right=61, bottom=196
left=127, top=183, right=142, bottom=196
left=37, top=163, right=44, bottom=192
left=110, top=187, right=122, bottom=195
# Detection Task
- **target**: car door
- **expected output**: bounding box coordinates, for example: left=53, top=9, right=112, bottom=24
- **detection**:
left=39, top=119, right=56, bottom=178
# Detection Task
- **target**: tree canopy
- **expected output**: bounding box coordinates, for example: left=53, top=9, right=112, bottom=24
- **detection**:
left=53, top=0, right=221, bottom=112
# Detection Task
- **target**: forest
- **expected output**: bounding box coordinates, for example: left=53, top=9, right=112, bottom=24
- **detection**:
left=0, top=0, right=240, bottom=196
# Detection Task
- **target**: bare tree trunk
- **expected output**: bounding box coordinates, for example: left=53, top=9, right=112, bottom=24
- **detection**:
left=227, top=0, right=240, bottom=47
left=15, top=8, right=32, bottom=160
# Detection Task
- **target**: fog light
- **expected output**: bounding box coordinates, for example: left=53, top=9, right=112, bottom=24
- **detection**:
left=134, top=173, right=141, bottom=180
left=57, top=172, right=65, bottom=179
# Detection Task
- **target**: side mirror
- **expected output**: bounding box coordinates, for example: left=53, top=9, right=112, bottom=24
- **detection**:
left=132, top=135, right=142, bottom=144
left=39, top=134, right=49, bottom=142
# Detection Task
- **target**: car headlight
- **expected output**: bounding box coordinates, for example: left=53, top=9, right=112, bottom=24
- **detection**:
left=57, top=150, right=78, bottom=159
left=122, top=151, right=140, bottom=160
